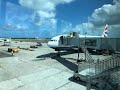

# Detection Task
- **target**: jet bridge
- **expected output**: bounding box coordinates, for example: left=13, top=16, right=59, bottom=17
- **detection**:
left=62, top=36, right=120, bottom=53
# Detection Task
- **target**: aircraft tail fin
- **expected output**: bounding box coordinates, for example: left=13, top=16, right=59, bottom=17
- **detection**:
left=102, top=24, right=108, bottom=38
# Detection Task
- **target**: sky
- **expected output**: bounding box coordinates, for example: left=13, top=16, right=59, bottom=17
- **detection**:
left=0, top=0, right=120, bottom=38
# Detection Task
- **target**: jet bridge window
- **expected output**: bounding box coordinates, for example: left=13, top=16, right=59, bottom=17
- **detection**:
left=85, top=39, right=97, bottom=46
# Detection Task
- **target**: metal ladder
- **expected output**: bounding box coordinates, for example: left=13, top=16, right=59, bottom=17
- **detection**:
left=81, top=47, right=94, bottom=63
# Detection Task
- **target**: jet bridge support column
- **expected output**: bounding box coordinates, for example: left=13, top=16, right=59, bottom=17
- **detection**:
left=98, top=76, right=104, bottom=90
left=86, top=76, right=92, bottom=90
left=0, top=0, right=7, bottom=25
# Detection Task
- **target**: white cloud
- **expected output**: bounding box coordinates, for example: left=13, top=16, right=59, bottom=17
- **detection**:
left=36, top=11, right=55, bottom=18
left=19, top=0, right=74, bottom=10
left=91, top=0, right=120, bottom=26
left=58, top=20, right=73, bottom=34
left=19, top=0, right=74, bottom=25
left=74, top=0, right=120, bottom=38
left=90, top=0, right=120, bottom=37
left=74, top=22, right=97, bottom=35
left=50, top=19, right=57, bottom=25
left=19, top=0, right=74, bottom=37
left=19, top=0, right=69, bottom=11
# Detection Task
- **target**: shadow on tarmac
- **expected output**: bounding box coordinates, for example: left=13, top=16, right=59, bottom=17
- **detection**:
left=69, top=77, right=98, bottom=90
left=36, top=51, right=78, bottom=71
left=0, top=51, right=12, bottom=58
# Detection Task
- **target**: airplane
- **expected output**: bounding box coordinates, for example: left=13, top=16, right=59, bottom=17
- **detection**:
left=0, top=38, right=5, bottom=42
left=0, top=38, right=11, bottom=46
left=47, top=25, right=109, bottom=52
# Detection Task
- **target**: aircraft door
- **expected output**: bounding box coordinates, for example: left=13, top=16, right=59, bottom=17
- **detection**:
left=60, top=36, right=64, bottom=45
left=59, top=36, right=67, bottom=45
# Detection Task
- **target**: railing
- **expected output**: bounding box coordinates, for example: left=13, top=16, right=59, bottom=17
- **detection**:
left=77, top=51, right=120, bottom=90
left=95, top=55, right=120, bottom=74
left=78, top=51, right=120, bottom=76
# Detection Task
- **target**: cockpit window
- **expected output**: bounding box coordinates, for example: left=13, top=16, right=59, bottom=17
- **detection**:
left=50, top=39, right=57, bottom=41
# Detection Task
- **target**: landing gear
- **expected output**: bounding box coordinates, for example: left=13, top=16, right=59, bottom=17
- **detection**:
left=75, top=77, right=81, bottom=81
left=57, top=51, right=61, bottom=57
left=73, top=75, right=81, bottom=81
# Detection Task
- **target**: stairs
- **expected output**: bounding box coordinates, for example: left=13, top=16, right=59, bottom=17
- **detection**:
left=81, top=47, right=94, bottom=63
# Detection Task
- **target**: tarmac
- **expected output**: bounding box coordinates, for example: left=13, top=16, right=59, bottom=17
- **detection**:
left=0, top=40, right=111, bottom=90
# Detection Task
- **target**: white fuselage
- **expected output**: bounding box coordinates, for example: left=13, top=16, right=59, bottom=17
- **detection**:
left=47, top=25, right=113, bottom=52
left=47, top=34, right=102, bottom=50
left=0, top=38, right=5, bottom=42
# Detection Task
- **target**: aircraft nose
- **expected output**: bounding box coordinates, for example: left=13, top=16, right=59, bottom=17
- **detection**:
left=47, top=41, right=58, bottom=47
left=47, top=41, right=54, bottom=47
left=47, top=41, right=51, bottom=47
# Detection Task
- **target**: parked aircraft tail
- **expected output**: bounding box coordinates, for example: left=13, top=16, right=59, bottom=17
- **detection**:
left=102, top=24, right=108, bottom=38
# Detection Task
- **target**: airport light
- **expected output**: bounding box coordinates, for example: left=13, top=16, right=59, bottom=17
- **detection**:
left=77, top=32, right=81, bottom=63
left=85, top=32, right=87, bottom=61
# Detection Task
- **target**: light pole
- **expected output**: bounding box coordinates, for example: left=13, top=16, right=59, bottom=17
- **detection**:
left=85, top=32, right=87, bottom=61
left=78, top=36, right=80, bottom=60
left=77, top=32, right=80, bottom=63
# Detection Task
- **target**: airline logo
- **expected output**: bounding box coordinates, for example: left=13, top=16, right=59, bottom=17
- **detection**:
left=102, top=24, right=108, bottom=38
